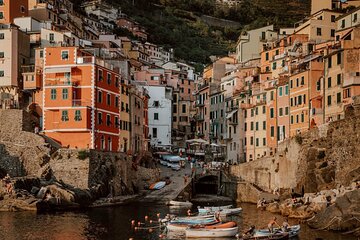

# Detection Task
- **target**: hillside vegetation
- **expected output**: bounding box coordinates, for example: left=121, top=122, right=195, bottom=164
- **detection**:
left=100, top=0, right=311, bottom=66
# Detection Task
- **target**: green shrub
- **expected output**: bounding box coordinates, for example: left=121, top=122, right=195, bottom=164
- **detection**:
left=78, top=150, right=90, bottom=160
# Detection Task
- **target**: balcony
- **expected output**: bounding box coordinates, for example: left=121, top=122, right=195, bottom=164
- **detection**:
left=195, top=101, right=205, bottom=107
left=45, top=77, right=79, bottom=87
left=72, top=100, right=91, bottom=107
left=195, top=115, right=204, bottom=122
left=343, top=75, right=360, bottom=88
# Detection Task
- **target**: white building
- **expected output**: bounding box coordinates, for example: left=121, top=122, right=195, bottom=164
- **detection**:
left=236, top=25, right=276, bottom=63
left=145, top=85, right=173, bottom=149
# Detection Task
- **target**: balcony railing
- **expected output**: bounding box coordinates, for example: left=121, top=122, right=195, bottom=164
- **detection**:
left=45, top=78, right=79, bottom=87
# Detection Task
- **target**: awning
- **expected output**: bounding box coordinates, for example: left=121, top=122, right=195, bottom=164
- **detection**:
left=45, top=67, right=72, bottom=74
left=226, top=109, right=238, bottom=119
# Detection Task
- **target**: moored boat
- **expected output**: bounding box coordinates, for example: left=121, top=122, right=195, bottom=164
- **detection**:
left=170, top=217, right=216, bottom=225
left=168, top=200, right=193, bottom=207
left=149, top=181, right=166, bottom=190
left=166, top=219, right=218, bottom=232
left=254, top=225, right=300, bottom=238
left=204, top=204, right=232, bottom=211
left=185, top=222, right=238, bottom=238
left=239, top=232, right=290, bottom=240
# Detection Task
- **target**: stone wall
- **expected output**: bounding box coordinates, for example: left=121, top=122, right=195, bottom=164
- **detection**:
left=49, top=149, right=159, bottom=197
left=230, top=107, right=360, bottom=196
left=0, top=110, right=51, bottom=177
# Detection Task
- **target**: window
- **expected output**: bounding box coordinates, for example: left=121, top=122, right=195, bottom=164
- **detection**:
left=290, top=80, right=293, bottom=88
left=270, top=108, right=274, bottom=118
left=301, top=113, right=304, bottom=123
left=107, top=73, right=111, bottom=85
left=154, top=113, right=159, bottom=120
left=344, top=88, right=351, bottom=98
left=298, top=95, right=302, bottom=105
left=152, top=128, right=157, bottom=138
left=279, top=87, right=283, bottom=96
left=285, top=107, right=289, bottom=115
left=337, top=52, right=342, bottom=65
left=20, top=5, right=25, bottom=13
left=49, top=33, right=54, bottom=42
left=107, top=93, right=111, bottom=105
left=341, top=19, right=345, bottom=28
left=270, top=126, right=274, bottom=137
left=328, top=57, right=332, bottom=68
left=0, top=12, right=3, bottom=19
left=354, top=13, right=358, bottom=22
left=328, top=77, right=332, bottom=88
left=279, top=108, right=283, bottom=116
left=291, top=115, right=294, bottom=124
left=327, top=95, right=332, bottom=106
left=115, top=96, right=119, bottom=107
left=270, top=91, right=274, bottom=101
left=61, top=110, right=69, bottom=121
left=154, top=101, right=160, bottom=107
left=75, top=110, right=82, bottom=121
left=331, top=29, right=335, bottom=38
left=317, top=28, right=322, bottom=36
left=61, top=50, right=69, bottom=60
left=255, top=107, right=258, bottom=115
left=51, top=89, right=56, bottom=100
left=106, top=114, right=111, bottom=126
left=263, top=138, right=266, bottom=146
left=303, top=94, right=306, bottom=104
left=301, top=76, right=305, bottom=86
left=272, top=62, right=277, bottom=70
left=317, top=80, right=321, bottom=91
left=0, top=0, right=3, bottom=5
left=0, top=33, right=4, bottom=39
left=337, top=74, right=341, bottom=85
left=250, top=137, right=254, bottom=145
left=263, top=121, right=266, bottom=130
left=251, top=109, right=254, bottom=117
left=337, top=92, right=341, bottom=104
left=98, top=112, right=102, bottom=124
left=255, top=122, right=259, bottom=131
left=244, top=122, right=247, bottom=131
left=98, top=70, right=103, bottom=81
left=296, top=115, right=299, bottom=123
left=173, top=116, right=177, bottom=122
left=251, top=122, right=254, bottom=130
left=262, top=106, right=266, bottom=114
left=62, top=89, right=68, bottom=99
left=256, top=138, right=259, bottom=147
left=296, top=78, right=299, bottom=87
left=98, top=91, right=102, bottom=103
left=182, top=104, right=186, bottom=113
left=331, top=15, right=336, bottom=22
left=265, top=52, right=269, bottom=61
left=0, top=52, right=4, bottom=58
left=115, top=77, right=119, bottom=87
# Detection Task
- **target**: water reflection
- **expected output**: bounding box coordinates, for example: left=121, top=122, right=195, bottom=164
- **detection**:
left=0, top=203, right=356, bottom=240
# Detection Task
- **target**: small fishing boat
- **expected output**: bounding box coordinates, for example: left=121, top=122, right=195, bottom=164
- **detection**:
left=204, top=204, right=233, bottom=211
left=185, top=222, right=238, bottom=238
left=168, top=200, right=193, bottom=207
left=170, top=217, right=215, bottom=225
left=239, top=232, right=290, bottom=240
left=254, top=225, right=300, bottom=238
left=198, top=207, right=242, bottom=216
left=219, top=207, right=242, bottom=216
left=167, top=219, right=218, bottom=232
left=149, top=181, right=166, bottom=190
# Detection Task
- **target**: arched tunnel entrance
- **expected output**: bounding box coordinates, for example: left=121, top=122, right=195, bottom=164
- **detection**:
left=194, top=175, right=218, bottom=195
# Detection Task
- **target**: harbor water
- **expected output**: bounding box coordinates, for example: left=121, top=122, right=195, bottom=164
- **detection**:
left=0, top=202, right=356, bottom=240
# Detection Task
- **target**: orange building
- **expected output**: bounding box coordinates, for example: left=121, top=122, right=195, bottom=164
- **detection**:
left=0, top=0, right=28, bottom=24
left=36, top=47, right=121, bottom=151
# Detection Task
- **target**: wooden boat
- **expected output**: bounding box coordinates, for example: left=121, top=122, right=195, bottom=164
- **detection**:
left=168, top=200, right=192, bottom=207
left=170, top=217, right=216, bottom=225
left=254, top=225, right=300, bottom=238
left=199, top=207, right=242, bottom=216
left=149, top=181, right=166, bottom=190
left=166, top=219, right=218, bottom=232
left=240, top=232, right=290, bottom=240
left=204, top=204, right=232, bottom=211
left=185, top=222, right=238, bottom=238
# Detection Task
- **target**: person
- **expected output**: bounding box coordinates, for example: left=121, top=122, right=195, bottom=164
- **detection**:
left=243, top=225, right=256, bottom=236
left=282, top=218, right=290, bottom=232
left=214, top=211, right=222, bottom=223
left=268, top=217, right=280, bottom=233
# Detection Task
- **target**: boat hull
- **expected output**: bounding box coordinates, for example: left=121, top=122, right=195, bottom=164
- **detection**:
left=185, top=226, right=239, bottom=238
left=254, top=225, right=300, bottom=238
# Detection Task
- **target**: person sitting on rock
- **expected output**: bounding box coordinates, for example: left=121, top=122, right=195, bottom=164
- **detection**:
left=268, top=217, right=280, bottom=233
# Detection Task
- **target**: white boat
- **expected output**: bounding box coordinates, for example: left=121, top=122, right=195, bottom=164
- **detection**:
left=219, top=207, right=242, bottom=216
left=254, top=225, right=301, bottom=238
left=185, top=226, right=239, bottom=238
left=203, top=204, right=233, bottom=211
left=168, top=200, right=193, bottom=207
